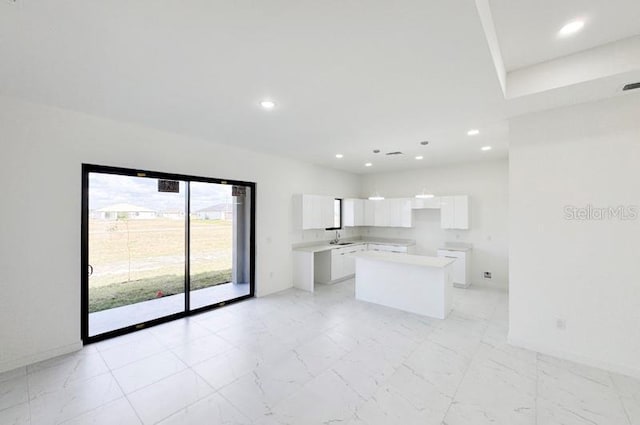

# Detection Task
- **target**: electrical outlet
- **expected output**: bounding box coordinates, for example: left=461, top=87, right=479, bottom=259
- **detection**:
left=483, top=271, right=492, bottom=279
left=556, top=318, right=566, bottom=330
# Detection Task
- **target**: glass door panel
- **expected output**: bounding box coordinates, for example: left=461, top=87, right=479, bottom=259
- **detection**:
left=189, top=182, right=251, bottom=310
left=87, top=172, right=186, bottom=337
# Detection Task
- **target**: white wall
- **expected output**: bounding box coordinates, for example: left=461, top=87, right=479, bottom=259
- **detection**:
left=359, top=160, right=509, bottom=287
left=0, top=96, right=360, bottom=373
left=509, top=94, right=640, bottom=378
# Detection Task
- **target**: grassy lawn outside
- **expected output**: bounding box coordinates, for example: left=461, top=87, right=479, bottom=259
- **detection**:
left=89, top=218, right=233, bottom=287
left=88, top=218, right=234, bottom=312
left=89, top=269, right=232, bottom=313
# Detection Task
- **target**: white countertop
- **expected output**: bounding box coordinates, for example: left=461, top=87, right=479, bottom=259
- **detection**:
left=438, top=246, right=471, bottom=252
left=438, top=243, right=473, bottom=252
left=293, top=238, right=415, bottom=253
left=292, top=242, right=366, bottom=253
left=354, top=251, right=455, bottom=268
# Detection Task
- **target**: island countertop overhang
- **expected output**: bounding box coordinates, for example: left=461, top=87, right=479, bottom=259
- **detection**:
left=354, top=251, right=455, bottom=268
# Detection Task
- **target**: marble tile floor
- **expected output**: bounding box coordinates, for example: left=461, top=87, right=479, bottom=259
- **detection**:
left=1, top=279, right=638, bottom=425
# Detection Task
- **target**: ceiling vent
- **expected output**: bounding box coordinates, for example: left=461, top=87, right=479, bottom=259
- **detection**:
left=623, top=82, right=640, bottom=91
left=385, top=151, right=403, bottom=156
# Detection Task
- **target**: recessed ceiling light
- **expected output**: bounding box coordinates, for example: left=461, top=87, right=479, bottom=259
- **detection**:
left=368, top=195, right=384, bottom=201
left=415, top=156, right=424, bottom=160
left=335, top=154, right=344, bottom=159
left=481, top=146, right=492, bottom=151
left=558, top=20, right=585, bottom=37
left=259, top=100, right=276, bottom=110
left=365, top=162, right=372, bottom=167
left=467, top=129, right=480, bottom=136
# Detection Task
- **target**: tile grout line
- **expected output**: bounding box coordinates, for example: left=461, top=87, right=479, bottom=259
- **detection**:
left=534, top=352, right=539, bottom=425
left=25, top=367, right=33, bottom=425
left=609, top=371, right=633, bottom=425
left=439, top=295, right=499, bottom=424
left=94, top=342, right=147, bottom=425
left=109, top=369, right=146, bottom=425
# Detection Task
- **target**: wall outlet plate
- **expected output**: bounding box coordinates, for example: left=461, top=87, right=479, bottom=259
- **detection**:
left=484, top=271, right=492, bottom=279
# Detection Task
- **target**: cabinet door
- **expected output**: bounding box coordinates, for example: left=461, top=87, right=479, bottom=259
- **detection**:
left=374, top=200, right=388, bottom=227
left=440, top=196, right=455, bottom=229
left=354, top=199, right=364, bottom=225
left=453, top=196, right=469, bottom=229
left=363, top=200, right=375, bottom=226
left=304, top=195, right=322, bottom=229
left=412, top=197, right=440, bottom=209
left=389, top=199, right=401, bottom=226
left=437, top=250, right=465, bottom=284
left=345, top=198, right=365, bottom=226
left=321, top=196, right=336, bottom=228
left=399, top=198, right=412, bottom=227
left=343, top=251, right=356, bottom=275
left=451, top=257, right=465, bottom=283
left=343, top=199, right=356, bottom=227
left=331, top=251, right=344, bottom=280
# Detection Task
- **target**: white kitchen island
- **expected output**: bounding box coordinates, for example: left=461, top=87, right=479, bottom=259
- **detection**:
left=354, top=251, right=455, bottom=319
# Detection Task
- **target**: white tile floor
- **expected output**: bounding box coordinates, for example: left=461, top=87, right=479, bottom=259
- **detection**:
left=1, top=279, right=638, bottom=425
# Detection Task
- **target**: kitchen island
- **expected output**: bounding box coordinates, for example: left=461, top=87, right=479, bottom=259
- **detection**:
left=292, top=238, right=415, bottom=292
left=354, top=251, right=455, bottom=319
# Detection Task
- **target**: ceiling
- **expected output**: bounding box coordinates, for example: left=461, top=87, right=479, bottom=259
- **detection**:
left=490, top=0, right=640, bottom=71
left=0, top=1, right=638, bottom=174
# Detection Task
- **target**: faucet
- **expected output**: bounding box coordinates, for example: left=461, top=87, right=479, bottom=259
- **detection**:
left=331, top=230, right=341, bottom=244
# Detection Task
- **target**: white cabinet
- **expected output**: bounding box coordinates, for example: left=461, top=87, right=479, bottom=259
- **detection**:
left=437, top=249, right=471, bottom=288
left=331, top=244, right=367, bottom=281
left=412, top=197, right=441, bottom=209
left=373, top=200, right=388, bottom=226
left=307, top=242, right=417, bottom=286
left=294, top=194, right=335, bottom=230
left=453, top=196, right=469, bottom=229
left=440, top=196, right=469, bottom=229
left=363, top=200, right=375, bottom=226
left=371, top=198, right=412, bottom=228
left=396, top=198, right=413, bottom=227
left=343, top=199, right=365, bottom=227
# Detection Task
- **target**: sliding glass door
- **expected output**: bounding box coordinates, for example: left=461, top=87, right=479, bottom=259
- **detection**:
left=82, top=165, right=255, bottom=343
left=189, top=182, right=252, bottom=311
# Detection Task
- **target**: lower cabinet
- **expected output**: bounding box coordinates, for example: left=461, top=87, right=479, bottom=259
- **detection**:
left=331, top=244, right=367, bottom=280
left=328, top=243, right=415, bottom=282
left=436, top=249, right=470, bottom=288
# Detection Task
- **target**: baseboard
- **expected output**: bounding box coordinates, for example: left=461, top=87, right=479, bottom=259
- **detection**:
left=0, top=341, right=83, bottom=374
left=508, top=336, right=640, bottom=380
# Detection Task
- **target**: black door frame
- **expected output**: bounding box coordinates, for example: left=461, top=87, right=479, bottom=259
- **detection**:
left=81, top=164, right=256, bottom=344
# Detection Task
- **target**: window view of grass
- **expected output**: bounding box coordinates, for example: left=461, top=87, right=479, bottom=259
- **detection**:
left=88, top=269, right=232, bottom=313
left=89, top=217, right=232, bottom=313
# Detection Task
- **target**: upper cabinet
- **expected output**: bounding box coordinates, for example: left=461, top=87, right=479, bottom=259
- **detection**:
left=363, top=200, right=375, bottom=226
left=344, top=198, right=412, bottom=228
left=440, top=195, right=469, bottom=229
left=343, top=199, right=364, bottom=227
left=299, top=194, right=469, bottom=230
left=294, top=194, right=335, bottom=230
left=411, top=197, right=441, bottom=209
